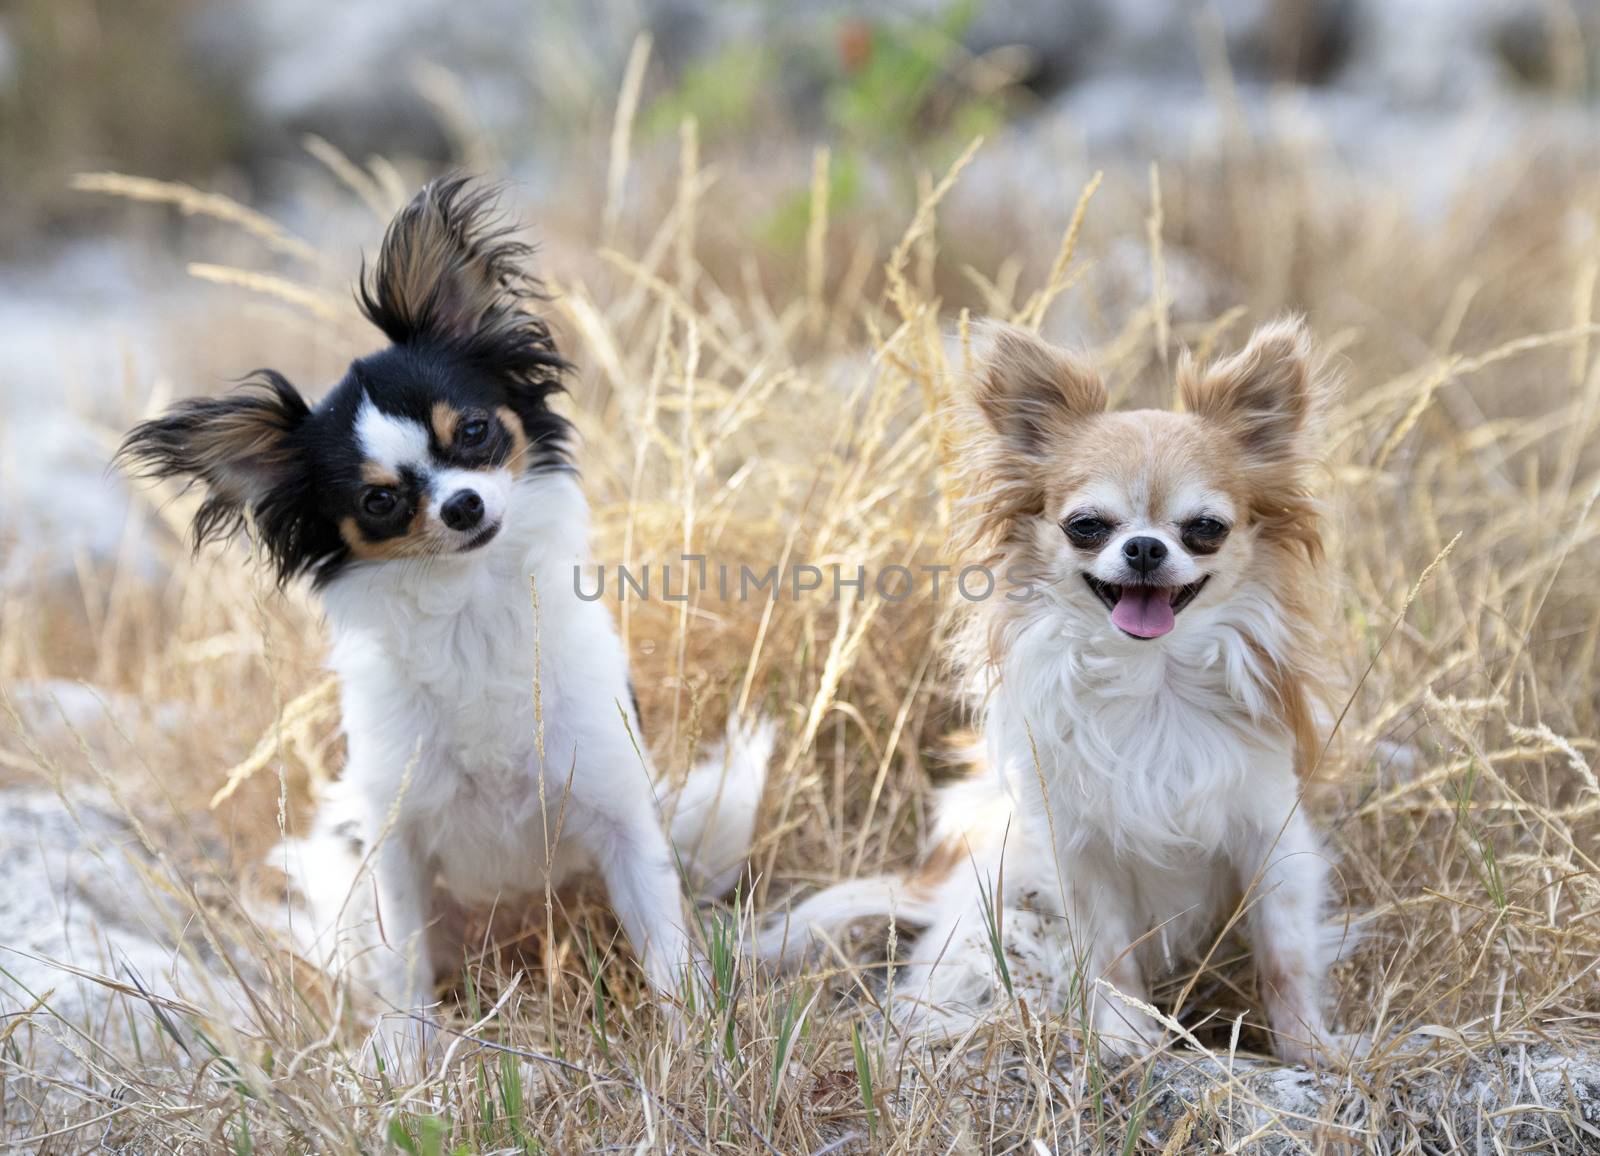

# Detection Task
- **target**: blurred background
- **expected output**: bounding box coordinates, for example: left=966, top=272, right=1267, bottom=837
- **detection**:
left=2, top=0, right=1597, bottom=582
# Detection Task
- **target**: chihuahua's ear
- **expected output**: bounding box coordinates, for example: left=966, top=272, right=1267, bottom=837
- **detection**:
left=1179, top=318, right=1318, bottom=460
left=116, top=372, right=309, bottom=548
left=358, top=175, right=564, bottom=374
left=972, top=323, right=1107, bottom=451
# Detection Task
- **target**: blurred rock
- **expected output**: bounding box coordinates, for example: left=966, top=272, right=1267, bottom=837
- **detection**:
left=847, top=1034, right=1600, bottom=1153
left=1491, top=0, right=1600, bottom=93
left=0, top=242, right=163, bottom=587
left=1342, top=0, right=1507, bottom=105
left=1035, top=0, right=1354, bottom=89
left=198, top=0, right=643, bottom=166
left=0, top=19, right=16, bottom=91
left=6, top=679, right=189, bottom=746
left=0, top=789, right=247, bottom=1084
left=165, top=0, right=1599, bottom=186
left=643, top=0, right=1357, bottom=93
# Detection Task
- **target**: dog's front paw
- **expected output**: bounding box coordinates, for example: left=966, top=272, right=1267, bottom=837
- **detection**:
left=1275, top=1027, right=1368, bottom=1069
left=1089, top=1004, right=1165, bottom=1065
left=362, top=1010, right=436, bottom=1081
left=1093, top=1028, right=1162, bottom=1065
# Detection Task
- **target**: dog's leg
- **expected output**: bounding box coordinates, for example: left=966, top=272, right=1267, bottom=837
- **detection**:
left=1084, top=907, right=1161, bottom=1060
left=580, top=800, right=694, bottom=1002
left=1237, top=811, right=1335, bottom=1065
left=1061, top=860, right=1160, bottom=1060
left=366, top=827, right=437, bottom=1069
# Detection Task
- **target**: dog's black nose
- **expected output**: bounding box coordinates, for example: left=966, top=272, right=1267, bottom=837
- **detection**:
left=1122, top=535, right=1167, bottom=575
left=441, top=489, right=485, bottom=531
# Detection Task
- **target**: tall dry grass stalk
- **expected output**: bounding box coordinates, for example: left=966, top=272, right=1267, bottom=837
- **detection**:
left=1, top=125, right=1597, bottom=1152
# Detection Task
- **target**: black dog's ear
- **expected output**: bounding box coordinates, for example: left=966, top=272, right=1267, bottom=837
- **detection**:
left=116, top=372, right=310, bottom=550
left=357, top=175, right=566, bottom=379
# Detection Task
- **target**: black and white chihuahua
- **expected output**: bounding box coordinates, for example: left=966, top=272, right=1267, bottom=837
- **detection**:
left=119, top=177, right=772, bottom=1060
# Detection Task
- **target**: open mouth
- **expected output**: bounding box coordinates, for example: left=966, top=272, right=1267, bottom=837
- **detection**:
left=460, top=522, right=502, bottom=552
left=1083, top=574, right=1210, bottom=640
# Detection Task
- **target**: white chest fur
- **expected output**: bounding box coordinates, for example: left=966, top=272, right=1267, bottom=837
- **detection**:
left=980, top=597, right=1305, bottom=974
left=990, top=591, right=1300, bottom=858
left=319, top=474, right=638, bottom=894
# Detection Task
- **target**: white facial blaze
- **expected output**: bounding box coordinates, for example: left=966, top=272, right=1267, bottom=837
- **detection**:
left=431, top=467, right=511, bottom=533
left=355, top=400, right=430, bottom=475
left=354, top=399, right=511, bottom=542
left=1090, top=531, right=1200, bottom=586
left=1065, top=475, right=1238, bottom=589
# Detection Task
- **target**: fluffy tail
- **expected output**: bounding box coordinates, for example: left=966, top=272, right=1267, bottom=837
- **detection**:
left=256, top=778, right=380, bottom=988
left=752, top=874, right=938, bottom=965
left=753, top=754, right=1015, bottom=967
left=664, top=715, right=777, bottom=900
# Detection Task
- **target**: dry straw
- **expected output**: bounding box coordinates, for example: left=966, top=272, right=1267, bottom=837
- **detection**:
left=5, top=108, right=1599, bottom=1152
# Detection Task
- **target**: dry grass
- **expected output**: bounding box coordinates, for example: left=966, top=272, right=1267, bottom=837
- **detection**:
left=2, top=118, right=1599, bottom=1153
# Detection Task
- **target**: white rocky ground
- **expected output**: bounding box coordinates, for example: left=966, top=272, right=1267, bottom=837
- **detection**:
left=5, top=774, right=1595, bottom=1150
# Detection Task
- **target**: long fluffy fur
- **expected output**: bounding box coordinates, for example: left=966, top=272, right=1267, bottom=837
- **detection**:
left=120, top=177, right=773, bottom=1067
left=759, top=319, right=1354, bottom=1064
left=358, top=174, right=565, bottom=380
left=115, top=371, right=342, bottom=585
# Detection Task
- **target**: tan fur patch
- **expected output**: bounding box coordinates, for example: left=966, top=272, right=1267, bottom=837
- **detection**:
left=370, top=207, right=499, bottom=340
left=496, top=405, right=531, bottom=471
left=1177, top=318, right=1328, bottom=559
left=910, top=836, right=966, bottom=902
left=339, top=498, right=436, bottom=560
left=949, top=326, right=1112, bottom=632
left=360, top=461, right=401, bottom=488
left=198, top=408, right=298, bottom=466
left=183, top=404, right=300, bottom=498
left=358, top=177, right=554, bottom=359
left=354, top=179, right=563, bottom=432
left=973, top=322, right=1107, bottom=453
left=1038, top=411, right=1250, bottom=519
left=1248, top=575, right=1330, bottom=778
left=431, top=402, right=461, bottom=448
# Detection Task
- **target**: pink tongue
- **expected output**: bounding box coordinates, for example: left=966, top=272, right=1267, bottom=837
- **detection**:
left=1111, top=585, right=1176, bottom=639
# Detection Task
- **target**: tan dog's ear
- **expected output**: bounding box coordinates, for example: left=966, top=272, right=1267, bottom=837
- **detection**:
left=116, top=373, right=308, bottom=513
left=972, top=323, right=1106, bottom=451
left=1179, top=318, right=1315, bottom=460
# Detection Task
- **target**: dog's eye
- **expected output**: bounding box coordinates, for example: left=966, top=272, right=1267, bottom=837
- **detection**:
left=1062, top=516, right=1113, bottom=547
left=362, top=487, right=400, bottom=518
left=458, top=418, right=490, bottom=449
left=1183, top=517, right=1230, bottom=551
